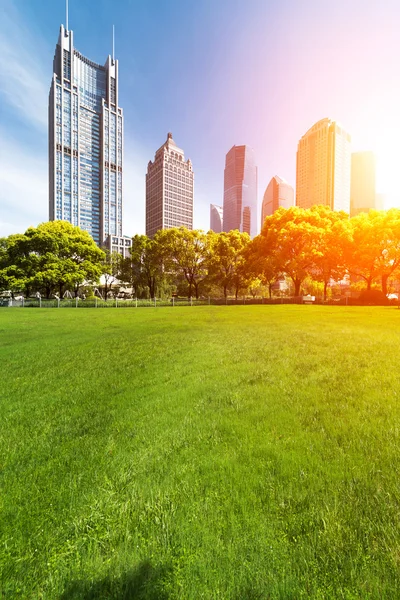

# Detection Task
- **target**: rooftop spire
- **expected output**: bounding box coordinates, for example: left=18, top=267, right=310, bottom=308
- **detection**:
left=112, top=24, right=115, bottom=62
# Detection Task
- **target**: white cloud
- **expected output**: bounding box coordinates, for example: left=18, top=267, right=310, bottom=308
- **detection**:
left=0, top=1, right=49, bottom=129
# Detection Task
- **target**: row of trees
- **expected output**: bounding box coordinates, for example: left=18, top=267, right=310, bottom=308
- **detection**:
left=2, top=206, right=400, bottom=300
left=118, top=206, right=400, bottom=300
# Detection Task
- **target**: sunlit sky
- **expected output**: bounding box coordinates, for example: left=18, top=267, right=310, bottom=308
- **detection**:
left=1, top=0, right=400, bottom=238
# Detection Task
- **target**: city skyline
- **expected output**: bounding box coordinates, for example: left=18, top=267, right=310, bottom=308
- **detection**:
left=2, top=0, right=400, bottom=238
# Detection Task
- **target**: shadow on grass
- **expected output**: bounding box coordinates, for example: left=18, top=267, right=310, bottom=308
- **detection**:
left=59, top=560, right=172, bottom=600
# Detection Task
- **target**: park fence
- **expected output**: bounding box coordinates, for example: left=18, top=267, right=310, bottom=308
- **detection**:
left=0, top=296, right=378, bottom=309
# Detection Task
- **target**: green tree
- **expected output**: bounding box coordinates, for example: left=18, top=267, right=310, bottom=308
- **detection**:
left=244, top=234, right=282, bottom=298
left=157, top=228, right=211, bottom=299
left=101, top=250, right=124, bottom=300
left=2, top=221, right=105, bottom=298
left=208, top=230, right=251, bottom=298
left=120, top=234, right=165, bottom=299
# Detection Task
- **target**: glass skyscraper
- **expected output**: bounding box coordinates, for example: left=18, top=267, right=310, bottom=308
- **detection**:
left=261, top=175, right=294, bottom=225
left=223, top=145, right=258, bottom=238
left=209, top=204, right=223, bottom=233
left=49, top=24, right=123, bottom=246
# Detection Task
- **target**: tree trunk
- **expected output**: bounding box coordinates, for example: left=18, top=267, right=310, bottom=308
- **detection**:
left=268, top=283, right=272, bottom=298
left=194, top=281, right=199, bottom=299
left=382, top=273, right=389, bottom=296
left=294, top=279, right=301, bottom=297
left=224, top=284, right=227, bottom=298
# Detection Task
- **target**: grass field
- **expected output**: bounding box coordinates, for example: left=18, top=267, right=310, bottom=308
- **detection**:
left=1, top=305, right=400, bottom=599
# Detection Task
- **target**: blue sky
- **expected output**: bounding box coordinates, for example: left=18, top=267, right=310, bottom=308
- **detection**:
left=1, top=0, right=400, bottom=237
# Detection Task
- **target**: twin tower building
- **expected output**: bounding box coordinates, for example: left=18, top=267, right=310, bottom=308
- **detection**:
left=49, top=25, right=374, bottom=251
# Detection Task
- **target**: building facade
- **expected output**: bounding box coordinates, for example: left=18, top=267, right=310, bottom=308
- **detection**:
left=350, top=151, right=376, bottom=216
left=146, top=133, right=194, bottom=237
left=210, top=204, right=223, bottom=233
left=296, top=118, right=351, bottom=213
left=223, top=145, right=258, bottom=237
left=261, top=175, right=294, bottom=226
left=49, top=24, right=123, bottom=246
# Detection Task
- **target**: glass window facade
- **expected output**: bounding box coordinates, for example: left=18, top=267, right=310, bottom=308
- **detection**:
left=223, top=145, right=258, bottom=238
left=49, top=25, right=123, bottom=246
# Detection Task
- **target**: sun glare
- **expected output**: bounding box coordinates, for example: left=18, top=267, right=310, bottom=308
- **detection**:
left=370, top=118, right=400, bottom=210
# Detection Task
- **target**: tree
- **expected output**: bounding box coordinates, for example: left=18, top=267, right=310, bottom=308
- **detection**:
left=259, top=206, right=327, bottom=296
left=373, top=209, right=400, bottom=295
left=208, top=230, right=251, bottom=298
left=101, top=250, right=124, bottom=300
left=120, top=234, right=164, bottom=299
left=308, top=206, right=349, bottom=300
left=244, top=234, right=281, bottom=298
left=157, top=228, right=211, bottom=299
left=344, top=211, right=390, bottom=293
left=2, top=221, right=105, bottom=298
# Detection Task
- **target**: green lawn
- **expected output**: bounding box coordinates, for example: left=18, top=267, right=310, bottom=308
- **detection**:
left=1, top=306, right=400, bottom=599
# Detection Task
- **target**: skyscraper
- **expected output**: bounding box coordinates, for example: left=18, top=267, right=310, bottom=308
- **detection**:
left=350, top=151, right=376, bottom=216
left=210, top=204, right=223, bottom=233
left=223, top=145, right=258, bottom=237
left=261, top=175, right=294, bottom=225
left=49, top=24, right=125, bottom=248
left=296, top=118, right=351, bottom=213
left=146, top=133, right=194, bottom=237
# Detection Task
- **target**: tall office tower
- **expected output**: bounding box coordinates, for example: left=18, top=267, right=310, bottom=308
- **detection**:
left=210, top=204, right=223, bottom=232
left=261, top=175, right=294, bottom=225
left=49, top=24, right=124, bottom=248
left=146, top=133, right=194, bottom=237
left=350, top=151, right=376, bottom=216
left=223, top=145, right=258, bottom=237
left=296, top=118, right=351, bottom=213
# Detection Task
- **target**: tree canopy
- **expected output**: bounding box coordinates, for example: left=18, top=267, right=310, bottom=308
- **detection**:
left=3, top=209, right=400, bottom=301
left=1, top=221, right=105, bottom=297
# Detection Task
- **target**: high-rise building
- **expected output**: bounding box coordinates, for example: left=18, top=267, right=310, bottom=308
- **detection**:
left=223, top=145, right=258, bottom=237
left=261, top=175, right=294, bottom=226
left=296, top=118, right=351, bottom=213
left=350, top=151, right=376, bottom=216
left=210, top=204, right=223, bottom=233
left=146, top=133, right=194, bottom=237
left=49, top=24, right=124, bottom=248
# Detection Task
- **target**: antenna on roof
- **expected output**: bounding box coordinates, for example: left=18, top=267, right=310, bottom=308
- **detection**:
left=112, top=24, right=115, bottom=62
left=66, top=0, right=69, bottom=31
